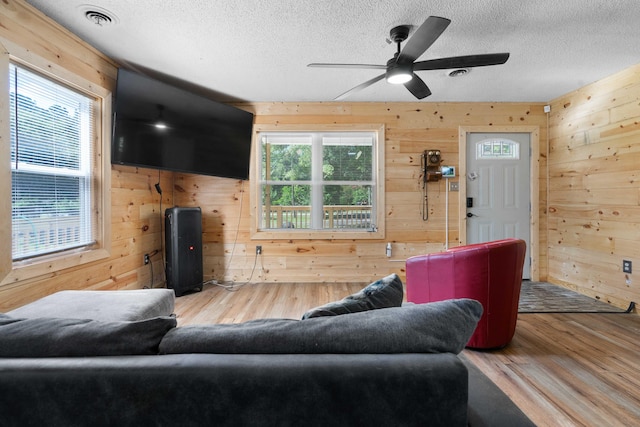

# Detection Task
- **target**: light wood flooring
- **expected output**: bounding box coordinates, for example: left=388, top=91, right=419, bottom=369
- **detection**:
left=174, top=282, right=640, bottom=427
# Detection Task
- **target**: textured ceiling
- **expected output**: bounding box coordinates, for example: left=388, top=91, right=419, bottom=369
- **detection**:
left=25, top=0, right=640, bottom=103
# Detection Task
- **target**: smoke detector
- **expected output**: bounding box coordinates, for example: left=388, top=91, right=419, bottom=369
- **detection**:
left=448, top=68, right=470, bottom=77
left=79, top=5, right=119, bottom=27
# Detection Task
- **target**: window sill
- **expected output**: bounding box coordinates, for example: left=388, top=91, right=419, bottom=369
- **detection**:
left=0, top=247, right=110, bottom=288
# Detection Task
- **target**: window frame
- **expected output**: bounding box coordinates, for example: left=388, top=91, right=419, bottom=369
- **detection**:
left=0, top=40, right=111, bottom=286
left=250, top=124, right=385, bottom=240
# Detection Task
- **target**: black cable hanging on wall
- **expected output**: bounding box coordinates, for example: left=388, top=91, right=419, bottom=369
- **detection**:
left=152, top=171, right=163, bottom=288
left=419, top=149, right=443, bottom=221
left=420, top=153, right=428, bottom=220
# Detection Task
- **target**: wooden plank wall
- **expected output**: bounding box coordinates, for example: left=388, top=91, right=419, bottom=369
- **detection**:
left=547, top=63, right=640, bottom=310
left=175, top=102, right=548, bottom=284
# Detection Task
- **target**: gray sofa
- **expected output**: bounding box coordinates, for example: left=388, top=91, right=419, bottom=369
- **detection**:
left=0, top=278, right=487, bottom=426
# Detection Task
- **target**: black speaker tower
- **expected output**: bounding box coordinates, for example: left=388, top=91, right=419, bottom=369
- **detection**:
left=165, top=206, right=203, bottom=296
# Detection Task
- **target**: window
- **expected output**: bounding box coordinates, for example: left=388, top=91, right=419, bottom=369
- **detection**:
left=9, top=63, right=96, bottom=260
left=255, top=128, right=384, bottom=239
left=476, top=139, right=520, bottom=160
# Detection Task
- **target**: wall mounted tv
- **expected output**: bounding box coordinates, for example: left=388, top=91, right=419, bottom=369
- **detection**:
left=111, top=68, right=254, bottom=180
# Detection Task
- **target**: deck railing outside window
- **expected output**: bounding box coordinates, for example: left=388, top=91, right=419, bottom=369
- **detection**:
left=262, top=205, right=372, bottom=229
left=12, top=216, right=83, bottom=257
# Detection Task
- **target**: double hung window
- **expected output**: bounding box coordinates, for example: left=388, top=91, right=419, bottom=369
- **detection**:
left=256, top=129, right=384, bottom=239
left=9, top=62, right=97, bottom=261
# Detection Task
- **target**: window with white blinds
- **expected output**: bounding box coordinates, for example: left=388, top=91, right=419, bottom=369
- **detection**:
left=9, top=63, right=96, bottom=260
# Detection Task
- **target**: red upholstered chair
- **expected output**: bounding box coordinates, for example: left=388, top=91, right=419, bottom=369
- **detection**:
left=405, top=238, right=526, bottom=349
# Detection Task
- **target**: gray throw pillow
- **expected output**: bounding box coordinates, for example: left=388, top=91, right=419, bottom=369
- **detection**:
left=160, top=298, right=483, bottom=355
left=0, top=315, right=177, bottom=357
left=301, top=273, right=404, bottom=319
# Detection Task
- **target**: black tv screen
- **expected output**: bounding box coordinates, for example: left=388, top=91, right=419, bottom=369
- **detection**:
left=111, top=68, right=254, bottom=180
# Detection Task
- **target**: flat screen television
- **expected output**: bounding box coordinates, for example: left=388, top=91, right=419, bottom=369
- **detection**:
left=111, top=68, right=254, bottom=180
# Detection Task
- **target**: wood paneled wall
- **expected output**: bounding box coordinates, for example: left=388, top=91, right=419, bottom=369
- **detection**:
left=547, top=63, right=640, bottom=310
left=175, top=102, right=548, bottom=284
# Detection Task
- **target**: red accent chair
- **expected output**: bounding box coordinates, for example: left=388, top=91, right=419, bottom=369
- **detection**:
left=405, top=238, right=526, bottom=349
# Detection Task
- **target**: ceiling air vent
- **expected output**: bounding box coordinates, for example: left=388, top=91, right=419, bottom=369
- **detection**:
left=79, top=5, right=119, bottom=27
left=85, top=10, right=112, bottom=26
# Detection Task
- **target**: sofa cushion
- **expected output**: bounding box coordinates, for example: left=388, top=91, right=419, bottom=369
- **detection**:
left=0, top=314, right=177, bottom=358
left=160, top=298, right=482, bottom=355
left=7, top=289, right=175, bottom=322
left=301, top=273, right=404, bottom=319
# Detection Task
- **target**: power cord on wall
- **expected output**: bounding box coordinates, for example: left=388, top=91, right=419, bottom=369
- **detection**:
left=157, top=170, right=164, bottom=284
left=209, top=180, right=264, bottom=291
left=223, top=180, right=245, bottom=274
left=209, top=249, right=261, bottom=292
left=420, top=152, right=428, bottom=220
left=145, top=170, right=164, bottom=289
left=144, top=249, right=160, bottom=289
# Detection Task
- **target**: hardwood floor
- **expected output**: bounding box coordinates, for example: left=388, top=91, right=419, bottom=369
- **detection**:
left=173, top=281, right=366, bottom=325
left=463, top=313, right=640, bottom=426
left=174, top=282, right=640, bottom=427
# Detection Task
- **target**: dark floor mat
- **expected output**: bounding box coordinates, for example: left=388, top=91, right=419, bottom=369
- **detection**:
left=518, top=281, right=627, bottom=313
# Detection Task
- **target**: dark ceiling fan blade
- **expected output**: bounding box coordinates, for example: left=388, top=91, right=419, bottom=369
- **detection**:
left=413, top=53, right=510, bottom=71
left=334, top=73, right=386, bottom=101
left=397, top=16, right=451, bottom=65
left=404, top=74, right=432, bottom=99
left=308, top=63, right=386, bottom=70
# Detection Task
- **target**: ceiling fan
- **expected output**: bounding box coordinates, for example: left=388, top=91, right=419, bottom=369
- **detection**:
left=308, top=16, right=510, bottom=100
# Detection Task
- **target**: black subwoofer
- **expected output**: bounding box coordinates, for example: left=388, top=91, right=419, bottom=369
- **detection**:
left=165, top=206, right=203, bottom=296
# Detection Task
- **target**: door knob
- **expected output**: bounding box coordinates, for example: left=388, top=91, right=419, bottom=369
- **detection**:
left=466, top=212, right=476, bottom=218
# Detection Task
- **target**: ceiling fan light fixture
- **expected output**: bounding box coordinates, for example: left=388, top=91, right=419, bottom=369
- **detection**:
left=386, top=60, right=413, bottom=84
left=386, top=71, right=413, bottom=84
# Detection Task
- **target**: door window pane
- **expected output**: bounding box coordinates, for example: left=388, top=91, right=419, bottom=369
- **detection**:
left=476, top=139, right=520, bottom=160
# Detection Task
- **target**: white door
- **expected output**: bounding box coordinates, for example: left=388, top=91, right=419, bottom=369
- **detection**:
left=466, top=133, right=531, bottom=279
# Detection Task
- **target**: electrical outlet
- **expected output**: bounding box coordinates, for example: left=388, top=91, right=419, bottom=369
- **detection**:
left=256, top=246, right=262, bottom=255
left=449, top=181, right=459, bottom=191
left=623, top=260, right=632, bottom=274
left=144, top=254, right=150, bottom=265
